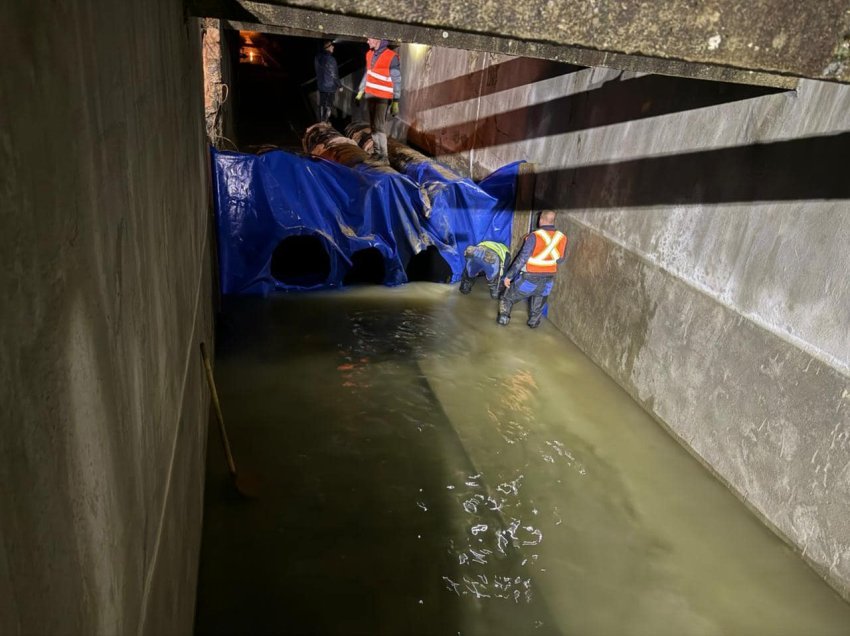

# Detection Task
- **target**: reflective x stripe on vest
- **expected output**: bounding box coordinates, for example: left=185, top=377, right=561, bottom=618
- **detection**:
left=525, top=229, right=566, bottom=273
left=365, top=49, right=396, bottom=99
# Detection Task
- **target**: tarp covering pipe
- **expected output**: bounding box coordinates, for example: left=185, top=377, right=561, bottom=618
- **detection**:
left=211, top=146, right=521, bottom=295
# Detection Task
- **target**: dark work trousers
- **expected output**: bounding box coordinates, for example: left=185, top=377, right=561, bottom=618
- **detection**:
left=318, top=91, right=335, bottom=122
left=367, top=97, right=390, bottom=158
left=498, top=273, right=555, bottom=327
left=460, top=245, right=501, bottom=298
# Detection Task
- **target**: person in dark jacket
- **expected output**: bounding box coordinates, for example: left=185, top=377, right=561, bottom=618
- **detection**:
left=497, top=210, right=568, bottom=328
left=355, top=38, right=401, bottom=162
left=314, top=40, right=341, bottom=122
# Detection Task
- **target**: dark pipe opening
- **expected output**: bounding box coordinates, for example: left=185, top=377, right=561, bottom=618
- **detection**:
left=405, top=246, right=453, bottom=283
left=270, top=235, right=331, bottom=287
left=343, top=248, right=386, bottom=285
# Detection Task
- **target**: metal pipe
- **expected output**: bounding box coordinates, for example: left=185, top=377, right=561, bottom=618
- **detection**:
left=302, top=122, right=396, bottom=175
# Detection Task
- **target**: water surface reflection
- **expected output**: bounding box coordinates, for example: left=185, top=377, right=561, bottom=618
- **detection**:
left=195, top=284, right=850, bottom=636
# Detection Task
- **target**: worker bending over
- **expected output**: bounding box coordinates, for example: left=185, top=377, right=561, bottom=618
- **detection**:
left=459, top=241, right=510, bottom=299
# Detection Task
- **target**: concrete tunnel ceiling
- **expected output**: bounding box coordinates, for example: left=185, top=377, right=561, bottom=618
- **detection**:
left=189, top=0, right=850, bottom=88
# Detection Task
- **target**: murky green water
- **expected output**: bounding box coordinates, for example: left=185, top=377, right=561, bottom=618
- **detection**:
left=195, top=283, right=850, bottom=636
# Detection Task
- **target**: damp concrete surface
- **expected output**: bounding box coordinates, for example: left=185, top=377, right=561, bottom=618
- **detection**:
left=194, top=282, right=850, bottom=636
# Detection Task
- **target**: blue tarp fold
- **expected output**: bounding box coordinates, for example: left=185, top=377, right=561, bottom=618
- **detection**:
left=212, top=147, right=520, bottom=295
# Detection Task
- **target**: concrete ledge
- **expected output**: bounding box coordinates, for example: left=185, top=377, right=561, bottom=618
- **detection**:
left=551, top=216, right=850, bottom=601
left=189, top=0, right=800, bottom=88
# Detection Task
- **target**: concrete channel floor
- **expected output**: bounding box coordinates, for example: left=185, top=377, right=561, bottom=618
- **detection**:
left=194, top=283, right=850, bottom=636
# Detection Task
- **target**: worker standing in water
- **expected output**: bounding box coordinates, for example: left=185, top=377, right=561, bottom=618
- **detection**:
left=497, top=210, right=567, bottom=328
left=355, top=38, right=401, bottom=163
left=459, top=241, right=510, bottom=299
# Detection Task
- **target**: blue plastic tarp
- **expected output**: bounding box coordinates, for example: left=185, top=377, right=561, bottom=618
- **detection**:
left=405, top=161, right=521, bottom=278
left=211, top=147, right=520, bottom=295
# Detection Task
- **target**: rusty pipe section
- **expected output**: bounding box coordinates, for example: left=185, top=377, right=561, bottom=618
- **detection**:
left=387, top=139, right=460, bottom=182
left=344, top=122, right=375, bottom=156
left=304, top=122, right=432, bottom=217
left=344, top=122, right=460, bottom=182
left=302, top=122, right=396, bottom=175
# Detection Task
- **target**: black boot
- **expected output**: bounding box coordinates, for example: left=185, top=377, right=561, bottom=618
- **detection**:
left=527, top=294, right=546, bottom=328
left=497, top=297, right=512, bottom=325
left=488, top=281, right=500, bottom=299
left=459, top=272, right=474, bottom=294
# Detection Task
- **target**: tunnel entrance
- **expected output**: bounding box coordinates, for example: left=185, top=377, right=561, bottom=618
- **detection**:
left=343, top=247, right=386, bottom=285
left=227, top=30, right=364, bottom=151
left=270, top=235, right=331, bottom=287
left=405, top=246, right=453, bottom=283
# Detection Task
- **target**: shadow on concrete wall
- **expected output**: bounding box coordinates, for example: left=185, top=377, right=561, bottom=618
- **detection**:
left=535, top=131, right=850, bottom=209
left=406, top=131, right=849, bottom=211
left=407, top=57, right=584, bottom=111
left=416, top=72, right=784, bottom=155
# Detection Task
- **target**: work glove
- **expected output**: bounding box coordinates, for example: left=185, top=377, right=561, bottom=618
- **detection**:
left=390, top=100, right=399, bottom=116
left=355, top=90, right=364, bottom=101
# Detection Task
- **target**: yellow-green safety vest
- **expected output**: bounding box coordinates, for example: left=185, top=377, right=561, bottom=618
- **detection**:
left=479, top=241, right=509, bottom=276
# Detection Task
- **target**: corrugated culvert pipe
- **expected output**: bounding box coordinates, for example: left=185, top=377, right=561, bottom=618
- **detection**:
left=305, top=121, right=454, bottom=283
left=344, top=122, right=459, bottom=183
left=344, top=121, right=375, bottom=155
left=302, top=122, right=396, bottom=175
left=305, top=122, right=433, bottom=219
left=342, top=123, right=455, bottom=282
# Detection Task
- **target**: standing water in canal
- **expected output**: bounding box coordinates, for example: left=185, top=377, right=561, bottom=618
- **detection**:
left=195, top=283, right=850, bottom=636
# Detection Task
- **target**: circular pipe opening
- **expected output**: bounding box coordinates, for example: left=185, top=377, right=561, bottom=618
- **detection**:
left=343, top=247, right=386, bottom=285
left=270, top=235, right=331, bottom=287
left=405, top=246, right=453, bottom=283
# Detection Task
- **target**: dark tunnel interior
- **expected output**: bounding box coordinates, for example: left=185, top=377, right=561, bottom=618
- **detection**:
left=228, top=29, right=365, bottom=151
left=343, top=247, right=387, bottom=286
left=405, top=246, right=454, bottom=283
left=270, top=235, right=332, bottom=287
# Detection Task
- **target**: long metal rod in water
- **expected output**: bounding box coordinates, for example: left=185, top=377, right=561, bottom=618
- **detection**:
left=200, top=342, right=237, bottom=476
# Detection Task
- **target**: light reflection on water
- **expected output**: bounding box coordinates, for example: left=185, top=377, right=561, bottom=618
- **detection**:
left=195, top=283, right=850, bottom=636
left=442, top=468, right=542, bottom=607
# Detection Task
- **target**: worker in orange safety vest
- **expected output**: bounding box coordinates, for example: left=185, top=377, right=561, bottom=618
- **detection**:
left=355, top=38, right=401, bottom=162
left=497, top=210, right=568, bottom=328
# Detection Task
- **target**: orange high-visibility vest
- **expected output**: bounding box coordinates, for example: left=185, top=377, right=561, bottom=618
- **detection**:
left=364, top=48, right=397, bottom=99
left=525, top=229, right=567, bottom=274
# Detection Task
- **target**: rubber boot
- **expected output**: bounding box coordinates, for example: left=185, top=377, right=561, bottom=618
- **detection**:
left=488, top=280, right=500, bottom=299
left=459, top=271, right=474, bottom=294
left=373, top=131, right=389, bottom=163
left=528, top=295, right=546, bottom=328
left=497, top=297, right=512, bottom=325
